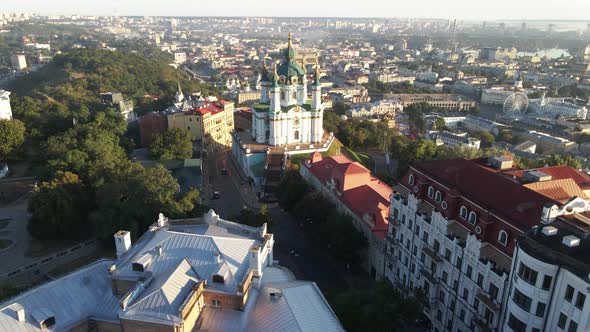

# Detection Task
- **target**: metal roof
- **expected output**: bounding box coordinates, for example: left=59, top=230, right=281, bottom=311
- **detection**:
left=0, top=260, right=120, bottom=332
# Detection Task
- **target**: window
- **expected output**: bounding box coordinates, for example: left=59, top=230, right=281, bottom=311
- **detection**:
left=436, top=310, right=442, bottom=321
left=415, top=224, right=421, bottom=235
left=536, top=302, right=546, bottom=317
left=409, top=174, right=414, bottom=185
left=489, top=283, right=498, bottom=300
left=565, top=285, right=575, bottom=302
left=513, top=288, right=532, bottom=312
left=459, top=206, right=468, bottom=219
left=442, top=271, right=448, bottom=283
left=435, top=190, right=442, bottom=202
left=518, top=263, right=538, bottom=286
left=508, top=314, right=527, bottom=332
left=211, top=299, right=221, bottom=308
left=466, top=265, right=473, bottom=279
left=484, top=308, right=493, bottom=323
left=468, top=211, right=477, bottom=225
left=294, top=130, right=299, bottom=140
left=413, top=245, right=417, bottom=255
left=459, top=309, right=465, bottom=320
left=450, top=299, right=456, bottom=312
left=439, top=291, right=445, bottom=304
left=433, top=240, right=440, bottom=253
left=558, top=313, right=567, bottom=329
left=453, top=280, right=459, bottom=291
left=572, top=292, right=585, bottom=310
left=445, top=249, right=451, bottom=260
left=428, top=186, right=434, bottom=198
left=411, top=263, right=416, bottom=274
left=462, top=289, right=469, bottom=300
left=542, top=275, right=553, bottom=290
left=420, top=252, right=426, bottom=263
left=498, top=230, right=508, bottom=246
left=477, top=273, right=484, bottom=287
left=456, top=256, right=463, bottom=269
left=568, top=320, right=578, bottom=332
left=474, top=298, right=480, bottom=310
left=423, top=231, right=429, bottom=243
left=424, top=281, right=430, bottom=294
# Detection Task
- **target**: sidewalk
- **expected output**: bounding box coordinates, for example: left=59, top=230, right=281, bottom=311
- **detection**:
left=225, top=151, right=261, bottom=209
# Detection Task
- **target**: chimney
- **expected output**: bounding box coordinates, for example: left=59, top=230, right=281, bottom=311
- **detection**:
left=157, top=213, right=168, bottom=227
left=155, top=245, right=163, bottom=256
left=563, top=235, right=581, bottom=248
left=215, top=252, right=223, bottom=264
left=542, top=226, right=558, bottom=236
left=114, top=230, right=131, bottom=259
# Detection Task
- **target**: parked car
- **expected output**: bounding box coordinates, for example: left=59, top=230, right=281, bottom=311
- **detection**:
left=212, top=191, right=221, bottom=199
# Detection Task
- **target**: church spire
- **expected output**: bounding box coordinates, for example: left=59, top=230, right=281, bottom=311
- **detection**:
left=300, top=57, right=306, bottom=74
left=284, top=32, right=297, bottom=61
left=271, top=63, right=279, bottom=88
left=313, top=60, right=321, bottom=86
left=175, top=81, right=184, bottom=103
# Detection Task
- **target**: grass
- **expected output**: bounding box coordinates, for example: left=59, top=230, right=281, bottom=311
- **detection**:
left=342, top=147, right=375, bottom=171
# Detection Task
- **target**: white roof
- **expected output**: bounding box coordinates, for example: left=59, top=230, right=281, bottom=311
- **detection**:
left=0, top=260, right=120, bottom=331
left=246, top=281, right=345, bottom=332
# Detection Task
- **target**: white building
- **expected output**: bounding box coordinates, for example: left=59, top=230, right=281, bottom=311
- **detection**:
left=430, top=131, right=481, bottom=149
left=0, top=90, right=12, bottom=120
left=503, top=216, right=590, bottom=332
left=346, top=100, right=403, bottom=118
left=529, top=95, right=588, bottom=119
left=173, top=52, right=187, bottom=64
left=385, top=157, right=590, bottom=332
left=252, top=33, right=323, bottom=146
left=10, top=53, right=27, bottom=70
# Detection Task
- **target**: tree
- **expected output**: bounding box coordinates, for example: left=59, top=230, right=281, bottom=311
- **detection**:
left=28, top=172, right=91, bottom=240
left=0, top=119, right=25, bottom=160
left=150, top=128, right=193, bottom=160
left=233, top=205, right=272, bottom=227
left=276, top=170, right=309, bottom=211
left=472, top=130, right=495, bottom=145
left=433, top=118, right=448, bottom=131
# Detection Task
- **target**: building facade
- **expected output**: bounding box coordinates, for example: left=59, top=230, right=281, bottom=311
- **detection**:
left=300, top=152, right=391, bottom=278
left=10, top=53, right=27, bottom=70
left=252, top=33, right=323, bottom=147
left=0, top=90, right=12, bottom=120
left=386, top=94, right=476, bottom=111
left=384, top=157, right=590, bottom=332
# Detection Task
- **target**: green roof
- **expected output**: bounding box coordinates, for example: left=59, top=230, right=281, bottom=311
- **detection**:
left=277, top=61, right=305, bottom=81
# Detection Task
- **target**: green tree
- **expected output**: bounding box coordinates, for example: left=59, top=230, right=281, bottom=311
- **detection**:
left=276, top=170, right=309, bottom=211
left=472, top=130, right=495, bottom=145
left=150, top=128, right=193, bottom=160
left=0, top=119, right=25, bottom=160
left=28, top=172, right=90, bottom=240
left=433, top=118, right=448, bottom=131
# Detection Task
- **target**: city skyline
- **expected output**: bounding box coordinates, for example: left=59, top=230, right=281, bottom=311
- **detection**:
left=3, top=0, right=590, bottom=21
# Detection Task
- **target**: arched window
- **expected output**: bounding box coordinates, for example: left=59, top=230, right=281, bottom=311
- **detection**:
left=294, top=130, right=299, bottom=140
left=292, top=91, right=297, bottom=99
left=408, top=174, right=415, bottom=186
left=435, top=191, right=442, bottom=203
left=459, top=206, right=468, bottom=219
left=468, top=211, right=477, bottom=225
left=427, top=186, right=434, bottom=198
left=498, top=231, right=508, bottom=246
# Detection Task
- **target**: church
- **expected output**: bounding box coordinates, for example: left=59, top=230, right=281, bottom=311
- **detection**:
left=252, top=33, right=324, bottom=146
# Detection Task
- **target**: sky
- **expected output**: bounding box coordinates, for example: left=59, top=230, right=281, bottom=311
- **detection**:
left=3, top=0, right=590, bottom=21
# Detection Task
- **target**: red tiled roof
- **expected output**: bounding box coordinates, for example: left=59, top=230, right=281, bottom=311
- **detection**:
left=413, top=158, right=558, bottom=231
left=524, top=179, right=588, bottom=204
left=304, top=154, right=392, bottom=239
left=503, top=166, right=590, bottom=190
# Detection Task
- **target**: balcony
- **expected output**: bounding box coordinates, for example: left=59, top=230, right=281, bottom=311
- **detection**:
left=473, top=317, right=494, bottom=332
left=476, top=289, right=501, bottom=312
left=420, top=268, right=438, bottom=284
left=422, top=246, right=443, bottom=263
left=383, top=248, right=396, bottom=261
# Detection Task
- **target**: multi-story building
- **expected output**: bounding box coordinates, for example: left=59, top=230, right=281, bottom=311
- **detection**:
left=518, top=130, right=577, bottom=154
left=502, top=214, right=590, bottom=332
left=375, top=73, right=416, bottom=84
left=463, top=115, right=503, bottom=136
left=430, top=131, right=481, bottom=149
left=300, top=152, right=391, bottom=278
left=0, top=90, right=12, bottom=120
left=346, top=100, right=403, bottom=119
left=386, top=94, right=476, bottom=111
left=385, top=156, right=590, bottom=332
left=10, top=53, right=27, bottom=70
left=0, top=211, right=344, bottom=331
left=166, top=89, right=234, bottom=153
left=100, top=92, right=137, bottom=122
left=174, top=51, right=187, bottom=64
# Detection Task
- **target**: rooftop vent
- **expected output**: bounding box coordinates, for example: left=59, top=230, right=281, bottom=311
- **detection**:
left=488, top=156, right=513, bottom=170
left=31, top=308, right=55, bottom=329
left=269, top=292, right=283, bottom=300
left=132, top=253, right=153, bottom=272
left=542, top=226, right=558, bottom=236
left=155, top=245, right=163, bottom=256
left=523, top=170, right=552, bottom=183
left=11, top=304, right=25, bottom=323
left=562, top=235, right=581, bottom=248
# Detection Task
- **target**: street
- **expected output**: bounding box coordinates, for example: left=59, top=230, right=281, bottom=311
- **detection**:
left=203, top=151, right=249, bottom=218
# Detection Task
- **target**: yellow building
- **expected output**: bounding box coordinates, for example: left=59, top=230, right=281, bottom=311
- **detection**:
left=167, top=100, right=234, bottom=152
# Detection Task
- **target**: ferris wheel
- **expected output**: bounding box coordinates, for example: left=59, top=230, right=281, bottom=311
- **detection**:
left=503, top=92, right=529, bottom=113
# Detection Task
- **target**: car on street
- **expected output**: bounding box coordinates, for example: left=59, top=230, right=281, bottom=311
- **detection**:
left=212, top=191, right=221, bottom=199
left=221, top=168, right=228, bottom=175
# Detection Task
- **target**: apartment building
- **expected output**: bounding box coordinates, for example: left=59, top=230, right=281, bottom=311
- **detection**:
left=167, top=100, right=234, bottom=152
left=430, top=131, right=481, bottom=149
left=0, top=211, right=344, bottom=332
left=300, top=152, right=391, bottom=278
left=385, top=156, right=590, bottom=332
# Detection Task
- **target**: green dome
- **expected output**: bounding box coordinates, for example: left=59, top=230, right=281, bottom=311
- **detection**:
left=277, top=61, right=305, bottom=80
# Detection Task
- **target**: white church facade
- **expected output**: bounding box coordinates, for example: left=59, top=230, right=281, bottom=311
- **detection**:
left=0, top=90, right=13, bottom=120
left=251, top=33, right=324, bottom=146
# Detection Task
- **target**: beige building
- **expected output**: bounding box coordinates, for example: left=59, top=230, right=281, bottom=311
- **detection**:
left=237, top=90, right=261, bottom=105
left=386, top=93, right=476, bottom=111
left=167, top=100, right=234, bottom=152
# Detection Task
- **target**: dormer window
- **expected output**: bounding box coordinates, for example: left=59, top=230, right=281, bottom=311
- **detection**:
left=468, top=211, right=477, bottom=225
left=498, top=230, right=508, bottom=246
left=427, top=186, right=434, bottom=198
left=435, top=191, right=442, bottom=203
left=408, top=174, right=415, bottom=186
left=460, top=206, right=467, bottom=220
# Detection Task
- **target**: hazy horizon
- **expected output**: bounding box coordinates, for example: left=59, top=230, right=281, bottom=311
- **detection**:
left=3, top=0, right=590, bottom=21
